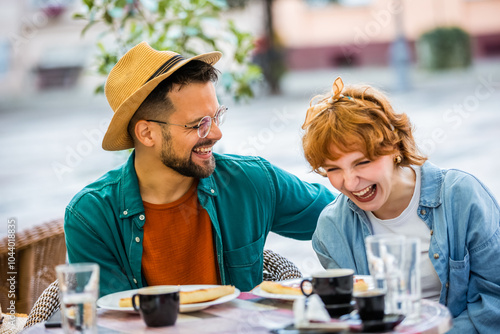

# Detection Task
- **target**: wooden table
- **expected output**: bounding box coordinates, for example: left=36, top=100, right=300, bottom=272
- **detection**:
left=22, top=293, right=452, bottom=333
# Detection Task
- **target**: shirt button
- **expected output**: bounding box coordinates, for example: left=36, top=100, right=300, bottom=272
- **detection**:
left=433, top=253, right=439, bottom=259
left=139, top=214, right=145, bottom=221
left=420, top=209, right=426, bottom=215
left=123, top=210, right=128, bottom=215
left=135, top=237, right=140, bottom=243
left=133, top=278, right=138, bottom=284
left=446, top=282, right=449, bottom=288
left=211, top=189, right=215, bottom=193
left=430, top=230, right=434, bottom=235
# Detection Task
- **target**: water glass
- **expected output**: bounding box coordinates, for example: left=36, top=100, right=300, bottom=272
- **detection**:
left=399, top=237, right=421, bottom=323
left=56, top=263, right=100, bottom=334
left=365, top=235, right=421, bottom=320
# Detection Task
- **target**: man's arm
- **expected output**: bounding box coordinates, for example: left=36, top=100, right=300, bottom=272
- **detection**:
left=265, top=160, right=336, bottom=239
left=64, top=205, right=134, bottom=297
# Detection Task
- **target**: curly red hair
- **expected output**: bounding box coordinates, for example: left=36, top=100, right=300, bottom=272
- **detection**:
left=302, top=84, right=427, bottom=176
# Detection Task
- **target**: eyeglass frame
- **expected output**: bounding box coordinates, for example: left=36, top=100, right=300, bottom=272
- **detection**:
left=146, top=105, right=227, bottom=138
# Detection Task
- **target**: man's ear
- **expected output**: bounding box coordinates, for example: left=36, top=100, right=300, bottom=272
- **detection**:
left=135, top=120, right=159, bottom=147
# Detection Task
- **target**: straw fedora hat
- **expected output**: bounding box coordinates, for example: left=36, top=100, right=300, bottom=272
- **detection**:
left=102, top=41, right=222, bottom=151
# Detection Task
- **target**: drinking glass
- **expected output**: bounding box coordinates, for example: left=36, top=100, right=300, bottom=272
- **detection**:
left=56, top=263, right=99, bottom=334
left=399, top=237, right=421, bottom=323
left=365, top=235, right=421, bottom=320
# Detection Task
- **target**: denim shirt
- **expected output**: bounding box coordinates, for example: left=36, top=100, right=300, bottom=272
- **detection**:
left=65, top=151, right=335, bottom=297
left=313, top=161, right=500, bottom=333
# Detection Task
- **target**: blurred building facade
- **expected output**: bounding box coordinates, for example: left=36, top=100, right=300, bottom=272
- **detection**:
left=0, top=0, right=266, bottom=98
left=0, top=0, right=96, bottom=98
left=273, top=0, right=500, bottom=69
left=1, top=0, right=500, bottom=97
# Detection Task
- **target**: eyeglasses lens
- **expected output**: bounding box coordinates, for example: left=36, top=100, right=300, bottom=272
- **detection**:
left=215, top=106, right=226, bottom=126
left=198, top=116, right=212, bottom=138
left=197, top=106, right=227, bottom=138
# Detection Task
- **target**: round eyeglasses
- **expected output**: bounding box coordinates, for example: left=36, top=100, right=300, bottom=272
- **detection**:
left=146, top=105, right=227, bottom=138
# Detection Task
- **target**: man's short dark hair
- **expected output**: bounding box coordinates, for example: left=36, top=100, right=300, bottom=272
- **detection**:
left=127, top=60, right=220, bottom=141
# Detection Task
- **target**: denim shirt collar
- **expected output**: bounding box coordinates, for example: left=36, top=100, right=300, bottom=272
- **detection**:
left=419, top=161, right=443, bottom=208
left=117, top=151, right=219, bottom=222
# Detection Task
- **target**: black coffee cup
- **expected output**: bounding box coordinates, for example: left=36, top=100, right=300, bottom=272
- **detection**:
left=325, top=301, right=356, bottom=318
left=354, top=290, right=385, bottom=321
left=132, top=285, right=180, bottom=327
left=300, top=269, right=354, bottom=305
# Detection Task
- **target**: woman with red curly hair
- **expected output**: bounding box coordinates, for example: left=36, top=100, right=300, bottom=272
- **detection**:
left=302, top=77, right=500, bottom=333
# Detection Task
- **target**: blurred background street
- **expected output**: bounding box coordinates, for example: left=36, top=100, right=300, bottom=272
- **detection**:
left=1, top=0, right=500, bottom=276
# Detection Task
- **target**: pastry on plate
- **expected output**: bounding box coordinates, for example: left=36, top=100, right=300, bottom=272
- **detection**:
left=354, top=278, right=369, bottom=292
left=259, top=281, right=303, bottom=296
left=119, top=285, right=235, bottom=307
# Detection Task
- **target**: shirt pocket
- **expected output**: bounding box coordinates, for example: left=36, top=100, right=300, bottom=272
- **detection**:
left=447, top=248, right=470, bottom=317
left=224, top=235, right=265, bottom=291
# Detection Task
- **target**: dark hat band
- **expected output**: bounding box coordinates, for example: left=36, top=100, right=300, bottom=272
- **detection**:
left=145, top=55, right=185, bottom=84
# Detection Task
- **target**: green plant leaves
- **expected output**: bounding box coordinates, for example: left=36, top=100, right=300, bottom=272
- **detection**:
left=74, top=0, right=260, bottom=101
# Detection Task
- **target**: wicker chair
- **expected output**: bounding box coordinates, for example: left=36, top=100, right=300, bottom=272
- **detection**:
left=262, top=249, right=302, bottom=281
left=23, top=280, right=60, bottom=329
left=0, top=219, right=66, bottom=315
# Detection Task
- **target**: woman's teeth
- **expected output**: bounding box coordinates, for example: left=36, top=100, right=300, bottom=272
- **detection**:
left=353, top=185, right=375, bottom=198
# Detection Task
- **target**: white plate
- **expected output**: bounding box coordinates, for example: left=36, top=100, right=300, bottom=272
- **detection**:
left=251, top=278, right=305, bottom=301
left=97, top=285, right=240, bottom=313
left=251, top=275, right=374, bottom=301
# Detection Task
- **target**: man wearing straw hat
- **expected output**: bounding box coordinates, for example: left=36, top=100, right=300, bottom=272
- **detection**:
left=64, top=42, right=335, bottom=297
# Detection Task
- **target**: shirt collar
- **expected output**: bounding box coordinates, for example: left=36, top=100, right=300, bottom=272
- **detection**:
left=198, top=175, right=218, bottom=197
left=197, top=153, right=224, bottom=197
left=119, top=150, right=145, bottom=219
left=419, top=160, right=443, bottom=208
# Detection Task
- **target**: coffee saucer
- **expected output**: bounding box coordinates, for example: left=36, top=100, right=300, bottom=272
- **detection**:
left=348, top=314, right=405, bottom=333
left=324, top=300, right=356, bottom=318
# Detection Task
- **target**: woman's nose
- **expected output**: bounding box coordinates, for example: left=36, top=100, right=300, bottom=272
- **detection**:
left=343, top=170, right=359, bottom=191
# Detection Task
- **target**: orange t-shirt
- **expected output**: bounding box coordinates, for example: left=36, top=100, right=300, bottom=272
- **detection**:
left=141, top=181, right=219, bottom=286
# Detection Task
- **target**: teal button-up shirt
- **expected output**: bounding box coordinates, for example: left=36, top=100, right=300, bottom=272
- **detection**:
left=65, top=152, right=335, bottom=296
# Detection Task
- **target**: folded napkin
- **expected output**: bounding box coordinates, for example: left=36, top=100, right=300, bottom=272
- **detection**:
left=293, top=295, right=348, bottom=331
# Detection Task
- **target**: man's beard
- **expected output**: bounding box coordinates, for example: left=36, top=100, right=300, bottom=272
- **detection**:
left=160, top=128, right=216, bottom=178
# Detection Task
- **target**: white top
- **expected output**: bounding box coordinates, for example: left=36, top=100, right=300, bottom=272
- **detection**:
left=367, top=166, right=441, bottom=301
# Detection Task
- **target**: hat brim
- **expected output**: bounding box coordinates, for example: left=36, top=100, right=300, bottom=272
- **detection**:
left=102, top=51, right=222, bottom=151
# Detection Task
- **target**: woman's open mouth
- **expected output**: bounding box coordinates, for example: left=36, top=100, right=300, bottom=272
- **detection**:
left=351, top=184, right=377, bottom=202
